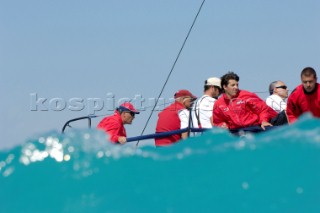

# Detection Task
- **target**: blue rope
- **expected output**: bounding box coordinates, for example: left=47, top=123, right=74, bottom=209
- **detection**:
left=127, top=128, right=209, bottom=142
left=127, top=126, right=277, bottom=143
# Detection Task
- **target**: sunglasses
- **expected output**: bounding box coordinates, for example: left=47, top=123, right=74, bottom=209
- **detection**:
left=128, top=112, right=135, bottom=117
left=276, top=85, right=287, bottom=89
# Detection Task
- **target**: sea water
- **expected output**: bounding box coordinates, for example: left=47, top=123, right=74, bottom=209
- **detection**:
left=0, top=115, right=319, bottom=213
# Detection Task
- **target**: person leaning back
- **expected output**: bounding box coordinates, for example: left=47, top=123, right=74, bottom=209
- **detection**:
left=213, top=72, right=281, bottom=130
left=286, top=67, right=320, bottom=123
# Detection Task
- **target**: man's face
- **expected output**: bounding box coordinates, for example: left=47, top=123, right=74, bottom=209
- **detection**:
left=182, top=96, right=194, bottom=109
left=212, top=86, right=221, bottom=99
left=223, top=79, right=239, bottom=98
left=274, top=81, right=288, bottom=99
left=121, top=111, right=135, bottom=124
left=301, top=75, right=317, bottom=93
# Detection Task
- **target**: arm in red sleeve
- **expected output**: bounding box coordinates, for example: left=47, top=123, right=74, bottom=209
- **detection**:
left=213, top=104, right=229, bottom=128
left=97, top=116, right=123, bottom=143
left=286, top=95, right=299, bottom=123
left=246, top=95, right=276, bottom=124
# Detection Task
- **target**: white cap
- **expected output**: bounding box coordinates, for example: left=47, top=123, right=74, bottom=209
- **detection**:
left=205, top=77, right=221, bottom=88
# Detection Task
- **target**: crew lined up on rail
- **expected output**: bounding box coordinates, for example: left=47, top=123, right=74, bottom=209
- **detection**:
left=97, top=67, right=320, bottom=146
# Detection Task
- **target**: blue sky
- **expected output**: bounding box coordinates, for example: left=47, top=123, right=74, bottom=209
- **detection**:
left=1, top=0, right=319, bottom=149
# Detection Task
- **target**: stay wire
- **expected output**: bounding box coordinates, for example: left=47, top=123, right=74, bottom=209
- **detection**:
left=136, top=0, right=206, bottom=147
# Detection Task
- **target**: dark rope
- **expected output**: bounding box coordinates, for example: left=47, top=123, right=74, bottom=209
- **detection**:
left=127, top=126, right=277, bottom=143
left=128, top=127, right=209, bottom=142
left=136, top=0, right=206, bottom=147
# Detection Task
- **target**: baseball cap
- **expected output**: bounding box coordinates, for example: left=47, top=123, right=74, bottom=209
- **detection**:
left=205, top=77, right=221, bottom=88
left=174, top=89, right=197, bottom=99
left=117, top=102, right=140, bottom=114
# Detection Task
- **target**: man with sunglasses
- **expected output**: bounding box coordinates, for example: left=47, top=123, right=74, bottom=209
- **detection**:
left=155, top=89, right=197, bottom=146
left=266, top=81, right=288, bottom=113
left=97, top=102, right=139, bottom=144
left=287, top=67, right=320, bottom=123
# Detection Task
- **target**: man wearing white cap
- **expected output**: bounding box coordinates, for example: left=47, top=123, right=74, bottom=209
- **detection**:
left=192, top=77, right=222, bottom=129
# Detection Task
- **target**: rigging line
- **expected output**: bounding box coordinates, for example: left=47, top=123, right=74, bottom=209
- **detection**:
left=136, top=0, right=206, bottom=147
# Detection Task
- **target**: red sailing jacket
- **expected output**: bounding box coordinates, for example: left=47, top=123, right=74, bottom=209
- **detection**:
left=155, top=102, right=186, bottom=146
left=286, top=84, right=320, bottom=123
left=97, top=111, right=126, bottom=143
left=213, top=90, right=277, bottom=129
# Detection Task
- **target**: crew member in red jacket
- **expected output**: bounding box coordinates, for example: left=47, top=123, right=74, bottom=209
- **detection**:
left=213, top=72, right=279, bottom=130
left=287, top=67, right=320, bottom=123
left=155, top=89, right=197, bottom=146
left=97, top=102, right=139, bottom=144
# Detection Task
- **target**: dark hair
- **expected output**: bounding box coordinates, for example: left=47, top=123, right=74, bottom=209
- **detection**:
left=214, top=86, right=223, bottom=95
left=220, top=72, right=239, bottom=91
left=203, top=85, right=212, bottom=92
left=301, top=67, right=317, bottom=78
left=204, top=85, right=222, bottom=94
left=268, top=81, right=278, bottom=95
